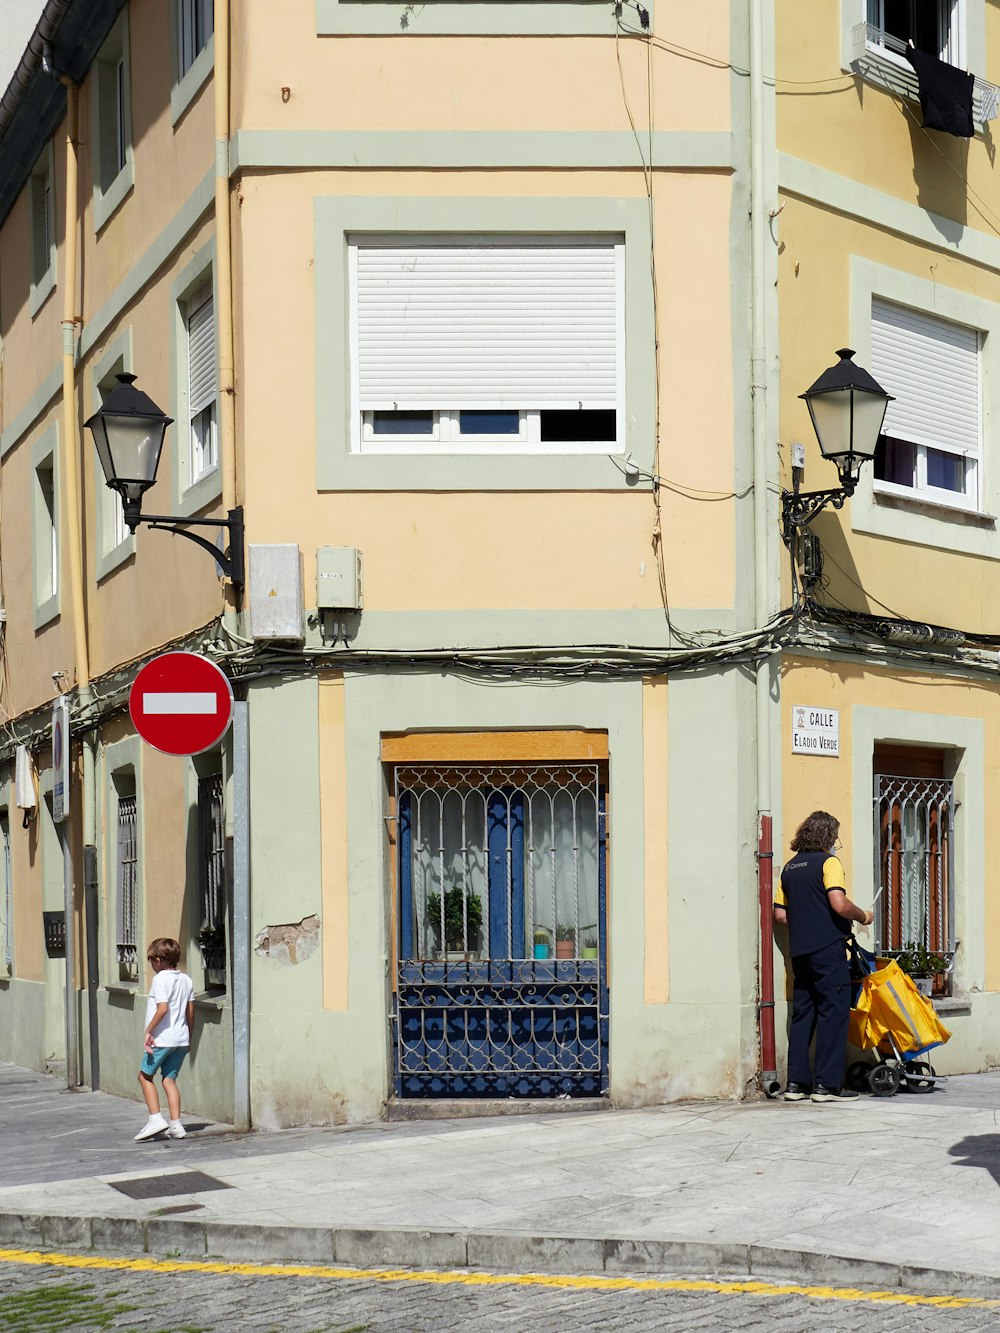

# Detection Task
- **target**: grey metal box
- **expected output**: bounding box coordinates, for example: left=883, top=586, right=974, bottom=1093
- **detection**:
left=249, top=545, right=305, bottom=640
left=317, top=547, right=363, bottom=611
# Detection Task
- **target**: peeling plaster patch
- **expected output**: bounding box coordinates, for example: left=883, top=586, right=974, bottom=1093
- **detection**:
left=254, top=914, right=320, bottom=966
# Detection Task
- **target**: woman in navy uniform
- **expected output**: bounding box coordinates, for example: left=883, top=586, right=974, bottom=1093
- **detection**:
left=774, top=811, right=874, bottom=1103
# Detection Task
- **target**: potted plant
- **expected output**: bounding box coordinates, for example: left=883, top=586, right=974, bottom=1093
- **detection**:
left=426, top=887, right=483, bottom=959
left=199, top=924, right=226, bottom=985
left=555, top=924, right=576, bottom=959
left=532, top=927, right=551, bottom=960
left=897, top=941, right=951, bottom=997
left=581, top=933, right=598, bottom=961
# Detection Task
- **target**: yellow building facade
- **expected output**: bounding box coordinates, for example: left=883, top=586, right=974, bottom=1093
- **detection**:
left=0, top=0, right=993, bottom=1126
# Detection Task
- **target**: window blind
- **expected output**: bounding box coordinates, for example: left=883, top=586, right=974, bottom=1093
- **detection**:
left=187, top=294, right=216, bottom=415
left=354, top=241, right=621, bottom=410
left=871, top=299, right=980, bottom=455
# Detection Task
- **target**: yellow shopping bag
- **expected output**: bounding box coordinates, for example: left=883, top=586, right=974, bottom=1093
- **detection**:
left=849, top=959, right=950, bottom=1057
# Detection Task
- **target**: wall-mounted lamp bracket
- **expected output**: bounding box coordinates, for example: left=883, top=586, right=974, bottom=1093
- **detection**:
left=780, top=482, right=855, bottom=544
left=129, top=505, right=245, bottom=597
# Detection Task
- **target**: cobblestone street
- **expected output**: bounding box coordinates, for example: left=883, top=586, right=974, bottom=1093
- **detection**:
left=2, top=1253, right=1000, bottom=1333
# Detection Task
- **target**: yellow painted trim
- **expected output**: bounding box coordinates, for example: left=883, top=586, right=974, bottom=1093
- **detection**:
left=318, top=673, right=349, bottom=1012
left=643, top=676, right=669, bottom=1004
left=0, top=1249, right=996, bottom=1309
left=380, top=730, right=610, bottom=763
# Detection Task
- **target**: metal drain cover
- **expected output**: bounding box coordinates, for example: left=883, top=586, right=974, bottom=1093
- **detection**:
left=109, top=1170, right=232, bottom=1200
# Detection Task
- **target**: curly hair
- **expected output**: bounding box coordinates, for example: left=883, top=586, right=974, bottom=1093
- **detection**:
left=790, top=811, right=840, bottom=854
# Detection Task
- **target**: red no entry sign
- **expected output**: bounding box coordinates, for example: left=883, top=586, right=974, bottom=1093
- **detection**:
left=129, top=652, right=234, bottom=756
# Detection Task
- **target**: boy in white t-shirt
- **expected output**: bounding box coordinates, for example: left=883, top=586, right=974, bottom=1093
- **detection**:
left=135, top=937, right=195, bottom=1142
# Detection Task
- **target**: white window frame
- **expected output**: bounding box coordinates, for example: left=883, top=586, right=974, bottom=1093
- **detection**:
left=349, top=235, right=625, bottom=457
left=29, top=143, right=56, bottom=316
left=849, top=258, right=1000, bottom=558
left=185, top=288, right=219, bottom=485
left=177, top=0, right=213, bottom=78
left=90, top=331, right=137, bottom=580
left=864, top=0, right=962, bottom=68
left=91, top=11, right=134, bottom=232
left=31, top=427, right=60, bottom=629
left=871, top=299, right=982, bottom=514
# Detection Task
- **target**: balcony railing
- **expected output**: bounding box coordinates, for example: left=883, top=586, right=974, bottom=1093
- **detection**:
left=851, top=23, right=1000, bottom=125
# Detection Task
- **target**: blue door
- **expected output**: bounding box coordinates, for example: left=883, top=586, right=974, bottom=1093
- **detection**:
left=393, top=762, right=608, bottom=1098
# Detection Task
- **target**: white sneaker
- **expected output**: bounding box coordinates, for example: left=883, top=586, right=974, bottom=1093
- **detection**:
left=134, top=1113, right=168, bottom=1141
left=166, top=1121, right=187, bottom=1139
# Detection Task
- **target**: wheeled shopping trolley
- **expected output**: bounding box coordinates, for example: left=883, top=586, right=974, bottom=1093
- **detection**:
left=845, top=941, right=951, bottom=1097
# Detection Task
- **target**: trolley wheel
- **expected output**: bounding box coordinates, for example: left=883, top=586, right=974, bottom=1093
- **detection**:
left=845, top=1060, right=871, bottom=1093
left=868, top=1064, right=902, bottom=1097
left=902, top=1061, right=936, bottom=1093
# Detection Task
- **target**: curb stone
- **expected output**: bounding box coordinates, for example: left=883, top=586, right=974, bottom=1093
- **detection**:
left=1, top=1210, right=997, bottom=1299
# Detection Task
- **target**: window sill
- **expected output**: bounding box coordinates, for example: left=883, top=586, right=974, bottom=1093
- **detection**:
left=93, top=160, right=134, bottom=236
left=29, top=268, right=56, bottom=319
left=104, top=982, right=138, bottom=998
left=34, top=593, right=60, bottom=631
left=95, top=533, right=136, bottom=583
left=873, top=489, right=995, bottom=528
left=194, top=990, right=228, bottom=1010
left=934, top=993, right=972, bottom=1014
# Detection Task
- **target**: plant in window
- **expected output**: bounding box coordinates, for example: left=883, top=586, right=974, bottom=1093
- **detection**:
left=426, top=887, right=482, bottom=955
left=555, top=923, right=577, bottom=958
left=533, top=927, right=551, bottom=960
left=198, top=923, right=226, bottom=974
left=897, top=941, right=950, bottom=976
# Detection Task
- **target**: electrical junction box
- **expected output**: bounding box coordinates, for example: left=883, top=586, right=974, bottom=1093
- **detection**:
left=249, top=544, right=305, bottom=640
left=317, top=547, right=363, bottom=611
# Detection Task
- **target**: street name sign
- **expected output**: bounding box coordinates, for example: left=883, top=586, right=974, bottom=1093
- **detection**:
left=791, top=705, right=840, bottom=757
left=129, top=652, right=234, bottom=756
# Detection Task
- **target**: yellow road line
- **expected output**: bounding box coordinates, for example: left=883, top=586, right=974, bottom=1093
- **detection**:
left=0, top=1247, right=996, bottom=1310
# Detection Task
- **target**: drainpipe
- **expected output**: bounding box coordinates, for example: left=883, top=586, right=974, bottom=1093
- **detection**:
left=749, top=3, right=779, bottom=1096
left=213, top=0, right=249, bottom=1128
left=56, top=74, right=91, bottom=1090
left=214, top=0, right=236, bottom=523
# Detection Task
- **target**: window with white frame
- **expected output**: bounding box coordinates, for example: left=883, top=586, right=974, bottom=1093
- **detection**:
left=177, top=0, right=213, bottom=78
left=29, top=149, right=55, bottom=294
left=0, top=811, right=12, bottom=974
left=185, top=288, right=218, bottom=484
left=34, top=457, right=58, bottom=606
left=871, top=298, right=981, bottom=511
left=115, top=780, right=138, bottom=983
left=866, top=0, right=961, bottom=66
left=97, top=368, right=129, bottom=554
left=92, top=13, right=133, bottom=229
left=350, top=236, right=624, bottom=454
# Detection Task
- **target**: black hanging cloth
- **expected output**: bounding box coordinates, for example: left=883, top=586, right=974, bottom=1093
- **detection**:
left=904, top=45, right=975, bottom=138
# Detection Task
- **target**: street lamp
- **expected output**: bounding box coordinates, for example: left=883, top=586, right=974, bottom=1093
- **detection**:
left=85, top=373, right=244, bottom=597
left=781, top=348, right=893, bottom=542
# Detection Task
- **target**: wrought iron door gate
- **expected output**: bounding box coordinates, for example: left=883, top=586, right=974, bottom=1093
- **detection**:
left=392, top=762, right=608, bottom=1098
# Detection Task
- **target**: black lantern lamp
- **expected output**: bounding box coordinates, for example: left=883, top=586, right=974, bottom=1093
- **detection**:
left=85, top=373, right=244, bottom=597
left=782, top=348, right=893, bottom=542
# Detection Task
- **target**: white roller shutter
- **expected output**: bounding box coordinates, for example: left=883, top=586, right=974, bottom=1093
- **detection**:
left=871, top=299, right=980, bottom=455
left=187, top=292, right=216, bottom=416
left=353, top=240, right=621, bottom=410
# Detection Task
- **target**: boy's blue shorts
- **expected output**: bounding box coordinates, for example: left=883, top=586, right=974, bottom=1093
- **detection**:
left=140, top=1047, right=187, bottom=1079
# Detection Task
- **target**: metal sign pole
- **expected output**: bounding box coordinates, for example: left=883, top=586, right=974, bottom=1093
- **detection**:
left=232, top=700, right=250, bottom=1131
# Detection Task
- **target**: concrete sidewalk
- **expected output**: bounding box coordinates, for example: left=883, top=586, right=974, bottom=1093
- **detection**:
left=3, top=1061, right=1000, bottom=1296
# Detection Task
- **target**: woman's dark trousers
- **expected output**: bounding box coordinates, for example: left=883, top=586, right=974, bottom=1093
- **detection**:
left=788, top=938, right=851, bottom=1090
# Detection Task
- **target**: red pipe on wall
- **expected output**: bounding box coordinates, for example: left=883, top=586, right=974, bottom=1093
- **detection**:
left=758, top=814, right=779, bottom=1096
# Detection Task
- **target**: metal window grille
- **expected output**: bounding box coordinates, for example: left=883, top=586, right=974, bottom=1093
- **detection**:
left=874, top=774, right=955, bottom=961
left=116, top=793, right=138, bottom=979
left=393, top=762, right=608, bottom=1099
left=0, top=814, right=11, bottom=969
left=198, top=774, right=226, bottom=978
